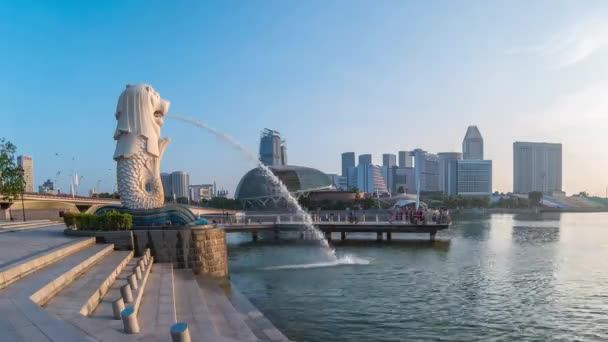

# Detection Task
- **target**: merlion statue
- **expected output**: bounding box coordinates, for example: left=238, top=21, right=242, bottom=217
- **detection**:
left=113, top=84, right=170, bottom=209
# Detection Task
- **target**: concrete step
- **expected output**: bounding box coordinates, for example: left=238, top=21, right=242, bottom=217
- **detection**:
left=0, top=219, right=52, bottom=228
left=195, top=276, right=258, bottom=342
left=45, top=250, right=134, bottom=318
left=81, top=252, right=153, bottom=339
left=174, top=269, right=217, bottom=339
left=226, top=283, right=291, bottom=342
left=0, top=243, right=114, bottom=342
left=0, top=220, right=61, bottom=233
left=138, top=263, right=176, bottom=340
left=174, top=269, right=257, bottom=342
left=0, top=237, right=96, bottom=289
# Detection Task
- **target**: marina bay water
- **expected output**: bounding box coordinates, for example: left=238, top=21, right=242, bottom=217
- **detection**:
left=228, top=212, right=608, bottom=341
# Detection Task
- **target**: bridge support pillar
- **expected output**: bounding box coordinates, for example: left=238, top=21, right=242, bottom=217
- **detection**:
left=337, top=214, right=341, bottom=222
left=252, top=232, right=258, bottom=242
left=376, top=232, right=383, bottom=241
left=376, top=215, right=379, bottom=223
left=325, top=231, right=331, bottom=241
left=430, top=230, right=436, bottom=242
left=386, top=232, right=392, bottom=241
left=341, top=232, right=346, bottom=241
left=276, top=215, right=280, bottom=223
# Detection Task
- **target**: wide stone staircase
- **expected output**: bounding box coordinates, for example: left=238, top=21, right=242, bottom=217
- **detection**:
left=0, top=219, right=63, bottom=233
left=0, top=228, right=290, bottom=342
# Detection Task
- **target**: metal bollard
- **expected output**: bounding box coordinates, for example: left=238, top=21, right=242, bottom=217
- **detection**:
left=112, top=297, right=125, bottom=320
left=170, top=322, right=191, bottom=342
left=120, top=283, right=134, bottom=303
left=121, top=307, right=140, bottom=334
left=128, top=273, right=139, bottom=291
left=134, top=265, right=142, bottom=280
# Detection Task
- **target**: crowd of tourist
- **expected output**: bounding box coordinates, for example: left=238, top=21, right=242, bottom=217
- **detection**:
left=389, top=207, right=449, bottom=225
left=342, top=206, right=449, bottom=225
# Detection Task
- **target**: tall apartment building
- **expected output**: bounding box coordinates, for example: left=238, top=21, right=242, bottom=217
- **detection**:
left=513, top=142, right=562, bottom=194
left=398, top=151, right=413, bottom=168
left=456, top=160, right=492, bottom=196
left=357, top=164, right=388, bottom=194
left=382, top=154, right=397, bottom=168
left=411, top=149, right=439, bottom=192
left=462, top=126, right=483, bottom=160
left=438, top=152, right=462, bottom=194
left=161, top=173, right=172, bottom=197
left=341, top=152, right=355, bottom=177
left=358, top=154, right=372, bottom=166
left=170, top=171, right=190, bottom=199
left=259, top=128, right=287, bottom=166
left=17, top=155, right=34, bottom=192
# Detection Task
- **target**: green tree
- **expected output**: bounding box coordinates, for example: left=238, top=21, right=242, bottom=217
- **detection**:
left=528, top=191, right=543, bottom=207
left=0, top=138, right=26, bottom=201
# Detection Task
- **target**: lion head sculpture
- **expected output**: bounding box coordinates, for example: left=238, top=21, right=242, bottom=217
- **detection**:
left=113, top=84, right=170, bottom=160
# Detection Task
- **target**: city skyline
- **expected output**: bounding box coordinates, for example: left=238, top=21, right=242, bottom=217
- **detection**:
left=3, top=1, right=608, bottom=196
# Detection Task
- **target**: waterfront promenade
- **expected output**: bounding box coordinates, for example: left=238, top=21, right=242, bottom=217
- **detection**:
left=0, top=223, right=290, bottom=342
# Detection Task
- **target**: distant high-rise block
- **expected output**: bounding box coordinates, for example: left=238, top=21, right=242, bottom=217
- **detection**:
left=462, top=126, right=483, bottom=160
left=382, top=154, right=397, bottom=168
left=347, top=166, right=357, bottom=190
left=391, top=167, right=415, bottom=194
left=341, top=152, right=355, bottom=177
left=161, top=173, right=172, bottom=197
left=171, top=171, right=189, bottom=199
left=259, top=128, right=287, bottom=166
left=456, top=160, right=492, bottom=196
left=438, top=152, right=462, bottom=194
left=189, top=184, right=214, bottom=202
left=398, top=151, right=413, bottom=168
left=17, top=155, right=33, bottom=193
left=411, top=149, right=439, bottom=192
left=356, top=164, right=387, bottom=194
left=513, top=142, right=562, bottom=194
left=358, top=154, right=372, bottom=166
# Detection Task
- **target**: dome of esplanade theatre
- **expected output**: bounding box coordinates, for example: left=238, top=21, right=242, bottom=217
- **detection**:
left=235, top=165, right=333, bottom=206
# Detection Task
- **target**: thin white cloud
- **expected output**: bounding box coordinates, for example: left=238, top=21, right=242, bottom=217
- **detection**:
left=507, top=18, right=608, bottom=69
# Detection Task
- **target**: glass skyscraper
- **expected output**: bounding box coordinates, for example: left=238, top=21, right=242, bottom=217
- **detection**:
left=259, top=128, right=287, bottom=166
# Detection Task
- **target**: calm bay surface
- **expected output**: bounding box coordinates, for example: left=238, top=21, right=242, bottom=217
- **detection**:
left=227, top=213, right=608, bottom=341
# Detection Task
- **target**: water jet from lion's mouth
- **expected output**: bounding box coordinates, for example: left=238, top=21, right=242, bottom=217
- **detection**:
left=166, top=114, right=340, bottom=261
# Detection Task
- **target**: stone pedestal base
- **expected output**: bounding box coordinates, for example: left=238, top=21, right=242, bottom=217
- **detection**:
left=190, top=228, right=228, bottom=278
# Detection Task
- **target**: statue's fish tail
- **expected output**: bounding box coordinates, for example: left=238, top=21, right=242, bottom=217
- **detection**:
left=116, top=140, right=164, bottom=209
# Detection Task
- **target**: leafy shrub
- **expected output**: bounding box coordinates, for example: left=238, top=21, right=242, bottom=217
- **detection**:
left=63, top=212, right=76, bottom=228
left=64, top=211, right=132, bottom=231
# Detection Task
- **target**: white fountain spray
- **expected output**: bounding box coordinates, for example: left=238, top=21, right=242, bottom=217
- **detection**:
left=168, top=114, right=342, bottom=261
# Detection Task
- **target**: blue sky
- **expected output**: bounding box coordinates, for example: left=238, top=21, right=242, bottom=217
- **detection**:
left=2, top=1, right=608, bottom=196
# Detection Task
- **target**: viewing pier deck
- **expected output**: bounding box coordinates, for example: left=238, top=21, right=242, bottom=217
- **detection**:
left=216, top=214, right=450, bottom=242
